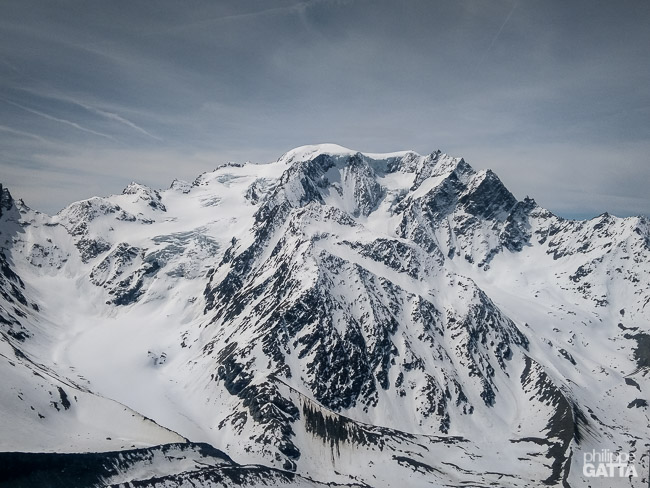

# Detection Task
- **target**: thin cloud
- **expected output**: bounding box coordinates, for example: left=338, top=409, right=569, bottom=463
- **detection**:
left=22, top=90, right=163, bottom=141
left=20, top=88, right=163, bottom=141
left=0, top=124, right=48, bottom=143
left=6, top=71, right=162, bottom=141
left=88, top=106, right=162, bottom=141
left=0, top=98, right=116, bottom=141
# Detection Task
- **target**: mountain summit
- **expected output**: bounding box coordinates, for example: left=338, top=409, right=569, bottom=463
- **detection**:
left=1, top=145, right=648, bottom=487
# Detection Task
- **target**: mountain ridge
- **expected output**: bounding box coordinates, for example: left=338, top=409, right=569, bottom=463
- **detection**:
left=0, top=144, right=648, bottom=487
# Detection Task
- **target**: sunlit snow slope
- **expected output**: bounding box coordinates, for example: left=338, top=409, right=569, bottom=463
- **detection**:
left=0, top=145, right=648, bottom=487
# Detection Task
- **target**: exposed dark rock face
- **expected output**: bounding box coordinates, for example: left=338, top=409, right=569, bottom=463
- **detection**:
left=123, top=182, right=167, bottom=212
left=76, top=237, right=112, bottom=263
left=0, top=443, right=350, bottom=488
left=200, top=150, right=545, bottom=475
left=0, top=251, right=31, bottom=341
left=500, top=197, right=537, bottom=252
left=0, top=183, right=13, bottom=217
left=0, top=188, right=33, bottom=341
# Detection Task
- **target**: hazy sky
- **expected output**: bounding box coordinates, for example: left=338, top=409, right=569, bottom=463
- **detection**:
left=1, top=0, right=649, bottom=218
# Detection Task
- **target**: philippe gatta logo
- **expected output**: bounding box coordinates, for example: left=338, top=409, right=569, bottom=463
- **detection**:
left=582, top=449, right=638, bottom=478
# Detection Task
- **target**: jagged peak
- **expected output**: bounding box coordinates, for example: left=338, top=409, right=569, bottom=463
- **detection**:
left=122, top=181, right=154, bottom=196
left=59, top=195, right=115, bottom=212
left=593, top=211, right=611, bottom=221
left=515, top=196, right=558, bottom=218
left=214, top=161, right=244, bottom=171
left=458, top=169, right=517, bottom=221
left=465, top=168, right=508, bottom=193
left=0, top=183, right=14, bottom=215
left=506, top=197, right=544, bottom=220
left=169, top=179, right=191, bottom=193
left=122, top=182, right=166, bottom=211
left=635, top=214, right=649, bottom=227
left=55, top=196, right=121, bottom=222
left=0, top=184, right=33, bottom=217
left=270, top=146, right=504, bottom=225
left=521, top=195, right=537, bottom=206
left=430, top=154, right=473, bottom=179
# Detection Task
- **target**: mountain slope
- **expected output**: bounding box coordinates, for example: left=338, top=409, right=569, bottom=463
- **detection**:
left=0, top=146, right=648, bottom=487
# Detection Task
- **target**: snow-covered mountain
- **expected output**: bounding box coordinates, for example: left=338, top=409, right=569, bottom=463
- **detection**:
left=0, top=145, right=648, bottom=487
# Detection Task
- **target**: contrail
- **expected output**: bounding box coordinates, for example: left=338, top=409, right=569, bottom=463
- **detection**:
left=0, top=97, right=116, bottom=141
left=0, top=124, right=48, bottom=143
left=474, top=0, right=518, bottom=74
left=76, top=102, right=162, bottom=141
left=15, top=87, right=162, bottom=141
